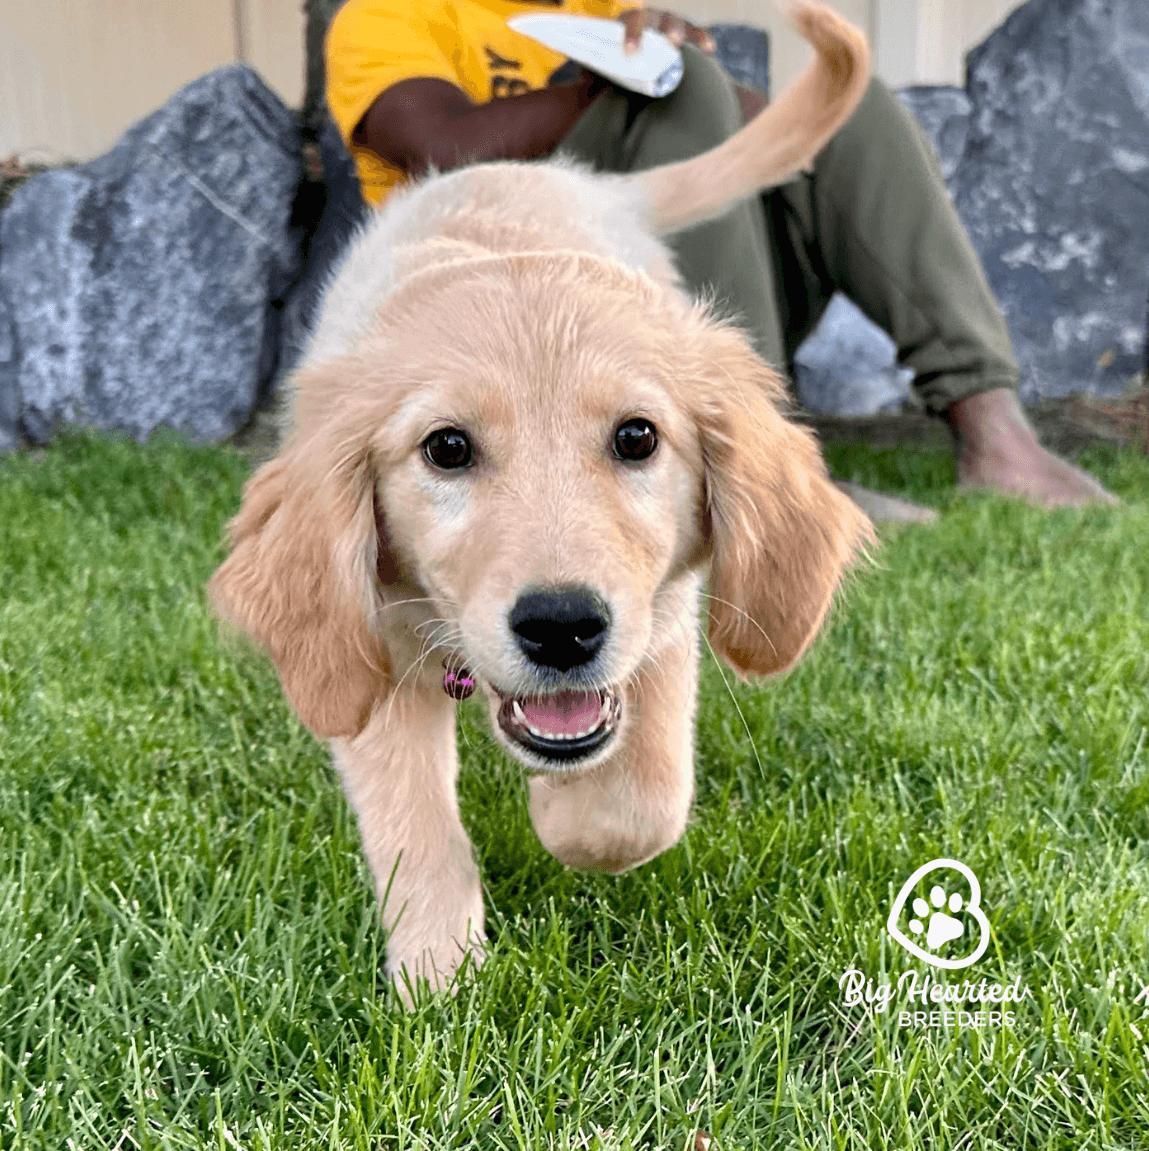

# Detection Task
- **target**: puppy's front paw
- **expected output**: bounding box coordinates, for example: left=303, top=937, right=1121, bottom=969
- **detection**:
left=386, top=933, right=487, bottom=1010
left=384, top=888, right=487, bottom=1010
left=528, top=763, right=689, bottom=874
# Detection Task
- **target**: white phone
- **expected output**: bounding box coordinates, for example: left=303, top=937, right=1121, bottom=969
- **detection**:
left=506, top=13, right=684, bottom=99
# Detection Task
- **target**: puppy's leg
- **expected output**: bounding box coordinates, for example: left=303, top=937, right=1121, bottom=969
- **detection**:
left=330, top=686, right=485, bottom=1008
left=528, top=627, right=700, bottom=874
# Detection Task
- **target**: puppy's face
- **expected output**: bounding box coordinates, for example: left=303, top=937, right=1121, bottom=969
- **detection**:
left=210, top=252, right=871, bottom=766
left=369, top=266, right=712, bottom=774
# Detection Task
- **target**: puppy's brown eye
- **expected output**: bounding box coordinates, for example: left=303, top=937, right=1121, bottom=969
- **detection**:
left=613, top=418, right=658, bottom=462
left=424, top=428, right=473, bottom=470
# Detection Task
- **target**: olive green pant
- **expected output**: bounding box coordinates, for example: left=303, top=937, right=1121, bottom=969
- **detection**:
left=551, top=44, right=1020, bottom=415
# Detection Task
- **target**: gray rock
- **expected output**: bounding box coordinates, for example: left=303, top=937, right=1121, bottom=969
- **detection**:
left=953, top=0, right=1149, bottom=401
left=709, top=24, right=771, bottom=98
left=897, top=86, right=972, bottom=180
left=793, top=295, right=914, bottom=415
left=0, top=278, right=20, bottom=452
left=0, top=64, right=303, bottom=449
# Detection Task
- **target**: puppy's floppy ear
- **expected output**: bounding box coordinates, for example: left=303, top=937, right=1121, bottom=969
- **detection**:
left=208, top=421, right=395, bottom=739
left=688, top=325, right=875, bottom=679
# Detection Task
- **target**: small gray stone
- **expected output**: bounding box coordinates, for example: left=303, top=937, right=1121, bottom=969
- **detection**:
left=793, top=295, right=914, bottom=416
left=709, top=24, right=771, bottom=98
left=0, top=64, right=303, bottom=449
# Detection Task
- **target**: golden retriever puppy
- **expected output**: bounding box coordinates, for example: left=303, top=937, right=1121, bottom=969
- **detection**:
left=210, top=0, right=875, bottom=1008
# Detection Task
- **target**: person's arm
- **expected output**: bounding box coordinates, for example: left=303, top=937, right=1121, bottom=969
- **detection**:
left=352, top=70, right=609, bottom=176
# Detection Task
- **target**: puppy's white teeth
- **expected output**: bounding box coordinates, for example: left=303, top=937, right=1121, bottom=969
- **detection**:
left=521, top=718, right=558, bottom=739
left=512, top=699, right=526, bottom=724
left=526, top=724, right=576, bottom=740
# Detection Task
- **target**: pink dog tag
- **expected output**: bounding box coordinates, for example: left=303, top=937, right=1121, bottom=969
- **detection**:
left=442, top=660, right=475, bottom=700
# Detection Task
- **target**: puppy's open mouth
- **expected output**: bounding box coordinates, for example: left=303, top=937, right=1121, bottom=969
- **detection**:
left=494, top=685, right=622, bottom=763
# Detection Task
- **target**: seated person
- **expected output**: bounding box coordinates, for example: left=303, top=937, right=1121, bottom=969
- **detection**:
left=325, top=0, right=1117, bottom=513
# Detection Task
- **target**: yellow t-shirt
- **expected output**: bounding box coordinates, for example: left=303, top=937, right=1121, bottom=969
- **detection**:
left=326, top=0, right=643, bottom=206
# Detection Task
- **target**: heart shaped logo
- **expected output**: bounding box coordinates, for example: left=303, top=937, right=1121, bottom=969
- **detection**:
left=886, top=858, right=991, bottom=970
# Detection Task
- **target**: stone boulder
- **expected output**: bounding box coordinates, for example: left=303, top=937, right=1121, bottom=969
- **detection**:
left=0, top=65, right=303, bottom=448
left=794, top=0, right=1149, bottom=415
left=955, top=0, right=1149, bottom=402
left=896, top=86, right=972, bottom=181
left=0, top=275, right=18, bottom=452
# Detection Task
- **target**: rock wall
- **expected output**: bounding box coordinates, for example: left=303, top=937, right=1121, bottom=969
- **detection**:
left=0, top=66, right=302, bottom=448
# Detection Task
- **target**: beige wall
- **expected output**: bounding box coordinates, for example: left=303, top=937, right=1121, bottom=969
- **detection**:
left=1, top=0, right=1022, bottom=165
left=871, top=0, right=1021, bottom=89
left=1, top=0, right=304, bottom=165
left=679, top=0, right=1022, bottom=91
left=241, top=0, right=309, bottom=109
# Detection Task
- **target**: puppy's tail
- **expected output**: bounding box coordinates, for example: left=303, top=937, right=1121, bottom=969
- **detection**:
left=628, top=0, right=870, bottom=237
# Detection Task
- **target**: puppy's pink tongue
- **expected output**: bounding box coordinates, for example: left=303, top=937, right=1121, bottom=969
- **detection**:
left=520, top=690, right=601, bottom=736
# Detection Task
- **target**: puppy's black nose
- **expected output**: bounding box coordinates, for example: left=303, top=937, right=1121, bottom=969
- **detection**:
left=509, top=587, right=611, bottom=672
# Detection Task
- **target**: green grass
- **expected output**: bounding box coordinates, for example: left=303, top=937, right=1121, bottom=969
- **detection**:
left=0, top=429, right=1147, bottom=1149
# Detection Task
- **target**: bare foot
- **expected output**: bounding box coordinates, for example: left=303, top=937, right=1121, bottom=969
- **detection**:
left=946, top=389, right=1119, bottom=508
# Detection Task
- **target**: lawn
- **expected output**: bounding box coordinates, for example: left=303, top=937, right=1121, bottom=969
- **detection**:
left=0, top=430, right=1146, bottom=1149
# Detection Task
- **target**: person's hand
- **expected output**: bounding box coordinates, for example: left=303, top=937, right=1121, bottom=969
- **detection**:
left=618, top=7, right=717, bottom=57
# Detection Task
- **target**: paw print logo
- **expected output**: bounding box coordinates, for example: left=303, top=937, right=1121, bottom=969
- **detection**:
left=887, top=858, right=990, bottom=970
left=910, top=886, right=965, bottom=948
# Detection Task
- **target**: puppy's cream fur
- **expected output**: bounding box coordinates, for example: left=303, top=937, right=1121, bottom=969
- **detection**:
left=210, top=0, right=875, bottom=1008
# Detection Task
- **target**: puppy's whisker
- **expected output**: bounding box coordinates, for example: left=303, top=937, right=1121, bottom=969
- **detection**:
left=698, top=591, right=778, bottom=660
left=637, top=639, right=671, bottom=683
left=622, top=663, right=646, bottom=706
left=378, top=620, right=467, bottom=730
left=699, top=631, right=765, bottom=779
left=423, top=625, right=468, bottom=670
left=374, top=595, right=439, bottom=616
left=412, top=616, right=459, bottom=640
left=366, top=595, right=441, bottom=635
left=649, top=603, right=691, bottom=654
left=642, top=604, right=693, bottom=676
left=413, top=621, right=466, bottom=674
left=380, top=596, right=437, bottom=610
